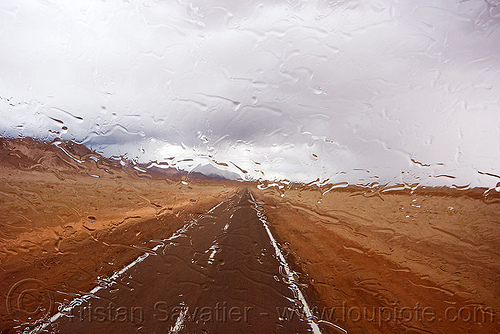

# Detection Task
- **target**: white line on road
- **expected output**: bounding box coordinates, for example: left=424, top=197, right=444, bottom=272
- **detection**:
left=28, top=201, right=225, bottom=334
left=169, top=305, right=189, bottom=334
left=249, top=191, right=348, bottom=334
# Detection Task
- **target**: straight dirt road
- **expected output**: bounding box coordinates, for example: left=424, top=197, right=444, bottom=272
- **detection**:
left=33, top=188, right=327, bottom=334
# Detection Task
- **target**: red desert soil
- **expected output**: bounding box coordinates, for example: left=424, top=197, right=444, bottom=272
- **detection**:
left=1, top=137, right=499, bottom=334
left=254, top=186, right=500, bottom=334
left=0, top=138, right=238, bottom=331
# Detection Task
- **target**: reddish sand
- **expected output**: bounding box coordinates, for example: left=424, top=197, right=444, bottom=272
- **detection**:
left=1, top=137, right=499, bottom=334
left=0, top=170, right=238, bottom=331
left=254, top=186, right=500, bottom=334
left=0, top=138, right=239, bottom=331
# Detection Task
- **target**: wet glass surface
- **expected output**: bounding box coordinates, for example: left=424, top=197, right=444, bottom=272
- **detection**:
left=1, top=1, right=499, bottom=333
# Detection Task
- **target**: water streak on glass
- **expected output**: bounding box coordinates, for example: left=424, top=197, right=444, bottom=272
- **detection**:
left=0, top=1, right=499, bottom=333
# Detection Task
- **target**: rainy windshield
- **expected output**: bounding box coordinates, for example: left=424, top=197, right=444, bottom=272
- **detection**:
left=1, top=1, right=499, bottom=333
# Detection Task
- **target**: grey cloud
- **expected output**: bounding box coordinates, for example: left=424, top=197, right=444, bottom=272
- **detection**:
left=1, top=0, right=499, bottom=186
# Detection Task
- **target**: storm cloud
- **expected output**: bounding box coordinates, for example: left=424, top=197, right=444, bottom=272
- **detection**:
left=1, top=0, right=500, bottom=186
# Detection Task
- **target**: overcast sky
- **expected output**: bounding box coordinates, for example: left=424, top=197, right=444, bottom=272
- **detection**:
left=1, top=0, right=500, bottom=187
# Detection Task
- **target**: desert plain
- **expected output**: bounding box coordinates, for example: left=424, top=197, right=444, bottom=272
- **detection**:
left=0, top=137, right=499, bottom=334
left=254, top=185, right=500, bottom=333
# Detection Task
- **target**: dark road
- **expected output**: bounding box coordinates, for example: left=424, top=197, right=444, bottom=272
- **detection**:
left=39, top=189, right=321, bottom=333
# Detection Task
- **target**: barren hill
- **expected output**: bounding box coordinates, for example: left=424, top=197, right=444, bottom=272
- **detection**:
left=0, top=136, right=229, bottom=181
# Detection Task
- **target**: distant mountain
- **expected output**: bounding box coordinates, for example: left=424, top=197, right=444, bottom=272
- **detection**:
left=0, top=136, right=97, bottom=172
left=0, top=136, right=234, bottom=182
left=190, top=163, right=241, bottom=181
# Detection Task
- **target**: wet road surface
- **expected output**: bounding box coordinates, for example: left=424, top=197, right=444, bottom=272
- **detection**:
left=40, top=189, right=319, bottom=333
